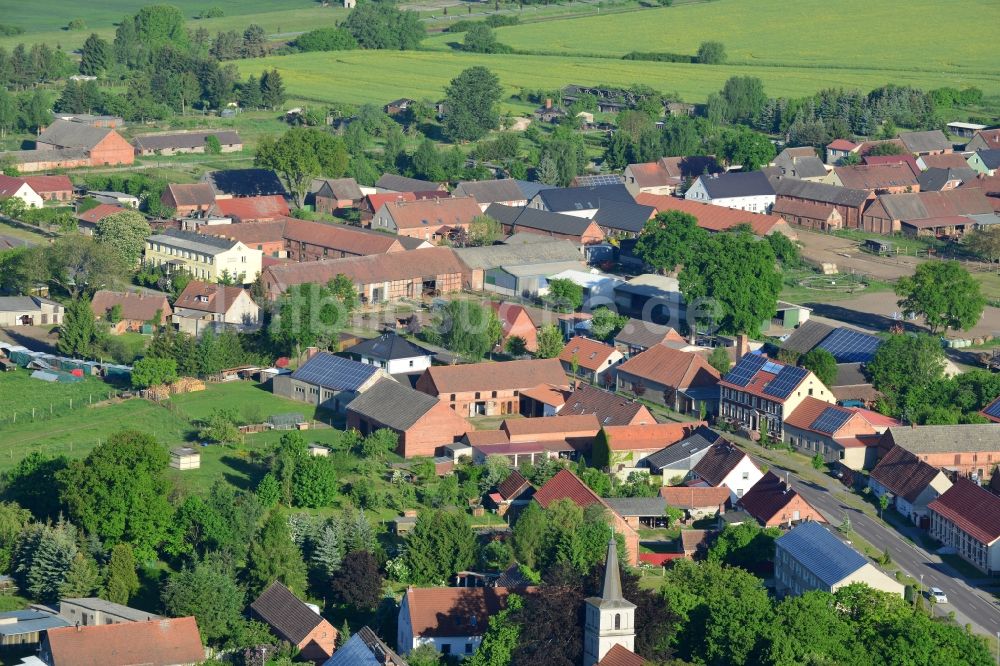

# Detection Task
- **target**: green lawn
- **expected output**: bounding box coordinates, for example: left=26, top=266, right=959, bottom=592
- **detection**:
left=167, top=380, right=321, bottom=424
left=0, top=371, right=121, bottom=428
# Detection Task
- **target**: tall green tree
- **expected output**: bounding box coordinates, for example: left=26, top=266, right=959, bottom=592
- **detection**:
left=429, top=300, right=501, bottom=361
left=343, top=3, right=425, bottom=50
left=800, top=348, right=837, bottom=387
left=79, top=33, right=110, bottom=75
left=535, top=325, right=564, bottom=359
left=270, top=275, right=357, bottom=359
left=38, top=235, right=127, bottom=299
left=255, top=127, right=349, bottom=206
left=58, top=297, right=99, bottom=357
left=405, top=509, right=477, bottom=585
left=13, top=519, right=78, bottom=603
left=57, top=430, right=173, bottom=562
left=1, top=453, right=68, bottom=522
left=0, top=502, right=32, bottom=575
left=545, top=278, right=584, bottom=312
left=965, top=227, right=1000, bottom=263
left=866, top=334, right=946, bottom=419
left=259, top=68, right=286, bottom=110
left=162, top=559, right=246, bottom=646
left=467, top=594, right=523, bottom=666
left=443, top=66, right=503, bottom=142
left=330, top=549, right=384, bottom=611
left=680, top=229, right=782, bottom=336
left=635, top=211, right=709, bottom=274
left=895, top=261, right=985, bottom=333
left=245, top=509, right=308, bottom=597
left=104, top=542, right=139, bottom=605
left=59, top=551, right=102, bottom=598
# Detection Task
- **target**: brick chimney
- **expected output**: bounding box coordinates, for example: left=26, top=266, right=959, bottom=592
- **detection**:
left=545, top=98, right=553, bottom=109
left=736, top=334, right=749, bottom=360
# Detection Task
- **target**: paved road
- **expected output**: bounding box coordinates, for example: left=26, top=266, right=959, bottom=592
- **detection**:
left=761, top=457, right=1000, bottom=638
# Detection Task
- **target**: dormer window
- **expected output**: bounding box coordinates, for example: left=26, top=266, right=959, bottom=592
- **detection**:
left=196, top=295, right=209, bottom=303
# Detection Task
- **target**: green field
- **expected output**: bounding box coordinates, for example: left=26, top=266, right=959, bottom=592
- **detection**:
left=426, top=0, right=999, bottom=77
left=0, top=1, right=346, bottom=52
left=236, top=45, right=1000, bottom=111
left=0, top=372, right=121, bottom=428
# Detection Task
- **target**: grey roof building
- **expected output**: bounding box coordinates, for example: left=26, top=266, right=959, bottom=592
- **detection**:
left=780, top=320, right=837, bottom=355
left=880, top=424, right=1000, bottom=454
left=772, top=178, right=872, bottom=207
left=531, top=184, right=633, bottom=212
left=976, top=150, right=1000, bottom=171
left=455, top=239, right=581, bottom=270
left=898, top=130, right=952, bottom=155
left=694, top=171, right=775, bottom=199
left=917, top=166, right=978, bottom=191
left=346, top=332, right=434, bottom=365
left=641, top=425, right=723, bottom=474
left=454, top=179, right=527, bottom=206
left=602, top=497, right=668, bottom=518
left=147, top=229, right=238, bottom=256
left=206, top=168, right=286, bottom=198
left=345, top=379, right=442, bottom=432
left=485, top=204, right=600, bottom=238
left=514, top=179, right=557, bottom=200
left=59, top=598, right=160, bottom=625
left=290, top=352, right=381, bottom=391
left=323, top=626, right=407, bottom=666
left=592, top=199, right=656, bottom=234
left=311, top=177, right=364, bottom=201
left=775, top=521, right=903, bottom=597
left=133, top=130, right=241, bottom=153
left=0, top=609, right=71, bottom=646
left=36, top=119, right=114, bottom=150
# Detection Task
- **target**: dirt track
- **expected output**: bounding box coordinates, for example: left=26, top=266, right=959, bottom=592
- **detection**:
left=795, top=229, right=923, bottom=282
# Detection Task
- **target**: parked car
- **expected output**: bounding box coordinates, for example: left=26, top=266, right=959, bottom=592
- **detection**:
left=928, top=587, right=948, bottom=604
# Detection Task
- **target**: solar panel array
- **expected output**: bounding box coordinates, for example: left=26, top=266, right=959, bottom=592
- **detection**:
left=983, top=397, right=1000, bottom=420
left=723, top=354, right=767, bottom=387
left=290, top=352, right=378, bottom=391
left=763, top=365, right=809, bottom=399
left=776, top=521, right=867, bottom=587
left=761, top=360, right=784, bottom=374
left=816, top=327, right=882, bottom=363
left=575, top=174, right=625, bottom=187
left=809, top=406, right=854, bottom=435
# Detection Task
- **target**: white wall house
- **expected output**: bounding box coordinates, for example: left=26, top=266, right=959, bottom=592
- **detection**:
left=397, top=588, right=509, bottom=660
left=718, top=454, right=764, bottom=502
left=0, top=176, right=44, bottom=209
left=685, top=172, right=776, bottom=213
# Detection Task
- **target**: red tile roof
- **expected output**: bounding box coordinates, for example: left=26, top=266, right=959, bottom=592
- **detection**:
left=784, top=396, right=873, bottom=437
left=502, top=414, right=600, bottom=440
left=870, top=445, right=946, bottom=503
left=166, top=182, right=217, bottom=207
left=200, top=221, right=286, bottom=245
left=559, top=336, right=619, bottom=372
left=863, top=154, right=921, bottom=178
left=365, top=191, right=416, bottom=212
left=601, top=422, right=701, bottom=451
left=174, top=280, right=251, bottom=315
left=23, top=174, right=72, bottom=193
left=659, top=485, right=730, bottom=508
left=927, top=478, right=1000, bottom=545
left=827, top=139, right=859, bottom=151
left=77, top=203, right=126, bottom=225
left=496, top=470, right=533, bottom=500
left=403, top=587, right=515, bottom=638
left=44, top=617, right=205, bottom=666
left=739, top=471, right=819, bottom=524
left=834, top=163, right=919, bottom=190
left=635, top=193, right=787, bottom=236
left=920, top=153, right=974, bottom=170
left=597, top=644, right=645, bottom=666
left=519, top=383, right=572, bottom=407
left=418, top=358, right=568, bottom=395
left=378, top=196, right=481, bottom=230
left=489, top=301, right=535, bottom=336
left=281, top=218, right=404, bottom=255
left=533, top=468, right=603, bottom=509
left=90, top=289, right=171, bottom=322
left=616, top=344, right=720, bottom=390
left=213, top=195, right=290, bottom=221
left=559, top=384, right=655, bottom=426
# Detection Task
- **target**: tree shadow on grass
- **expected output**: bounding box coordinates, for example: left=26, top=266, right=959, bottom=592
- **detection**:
left=221, top=455, right=266, bottom=491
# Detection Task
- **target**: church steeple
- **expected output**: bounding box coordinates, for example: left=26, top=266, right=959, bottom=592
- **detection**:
left=583, top=538, right=636, bottom=666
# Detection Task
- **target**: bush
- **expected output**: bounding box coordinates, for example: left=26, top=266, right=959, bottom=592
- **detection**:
left=67, top=18, right=87, bottom=31
left=293, top=27, right=358, bottom=52
left=696, top=41, right=726, bottom=64
left=485, top=14, right=520, bottom=27
left=198, top=7, right=224, bottom=19
left=623, top=51, right=693, bottom=63
left=0, top=24, right=24, bottom=37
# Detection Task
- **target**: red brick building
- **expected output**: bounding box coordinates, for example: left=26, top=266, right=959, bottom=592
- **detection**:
left=36, top=119, right=134, bottom=167
left=23, top=175, right=73, bottom=201
left=161, top=183, right=216, bottom=217
left=346, top=379, right=471, bottom=458
left=491, top=301, right=538, bottom=353
left=738, top=471, right=826, bottom=527
left=877, top=424, right=1000, bottom=479
left=250, top=582, right=338, bottom=662
left=415, top=358, right=570, bottom=418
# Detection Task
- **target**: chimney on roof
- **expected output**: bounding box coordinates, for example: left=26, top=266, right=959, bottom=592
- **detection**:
left=545, top=98, right=553, bottom=109
left=736, top=334, right=749, bottom=360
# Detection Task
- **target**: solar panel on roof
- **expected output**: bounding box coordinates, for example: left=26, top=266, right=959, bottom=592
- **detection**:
left=984, top=398, right=1000, bottom=419
left=724, top=354, right=767, bottom=387
left=816, top=328, right=881, bottom=363
left=763, top=365, right=808, bottom=399
left=761, top=360, right=784, bottom=374
left=290, top=353, right=377, bottom=391
left=809, top=406, right=853, bottom=434
left=577, top=174, right=625, bottom=186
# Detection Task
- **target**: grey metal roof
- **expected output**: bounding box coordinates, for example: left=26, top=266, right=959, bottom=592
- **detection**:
left=772, top=177, right=871, bottom=207
left=535, top=184, right=633, bottom=212
left=0, top=610, right=71, bottom=637
left=290, top=352, right=379, bottom=391
left=514, top=179, right=557, bottom=200
left=207, top=168, right=286, bottom=197
left=776, top=522, right=868, bottom=587
left=60, top=598, right=160, bottom=622
left=133, top=130, right=241, bottom=151
left=780, top=320, right=837, bottom=354
left=36, top=119, right=112, bottom=150
left=642, top=426, right=723, bottom=470
left=976, top=150, right=1000, bottom=170
left=485, top=203, right=597, bottom=236
left=966, top=213, right=1000, bottom=226
left=0, top=296, right=43, bottom=312
left=455, top=239, right=581, bottom=270
left=323, top=626, right=407, bottom=666
left=375, top=173, right=441, bottom=192
left=148, top=229, right=237, bottom=256
left=502, top=260, right=584, bottom=278
left=346, top=332, right=434, bottom=362
left=917, top=167, right=977, bottom=191
left=696, top=171, right=775, bottom=199
left=603, top=497, right=668, bottom=517
left=345, top=378, right=439, bottom=430
left=614, top=318, right=680, bottom=349
left=833, top=362, right=868, bottom=387
left=898, top=130, right=951, bottom=154
left=455, top=179, right=525, bottom=204
left=886, top=424, right=1000, bottom=454
left=313, top=177, right=364, bottom=201
left=593, top=199, right=656, bottom=234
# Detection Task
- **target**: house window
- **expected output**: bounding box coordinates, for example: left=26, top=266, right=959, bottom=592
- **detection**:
left=475, top=392, right=481, bottom=399
left=441, top=644, right=451, bottom=655
left=808, top=388, right=813, bottom=396
left=742, top=471, right=749, bottom=480
left=614, top=614, right=621, bottom=630
left=465, top=644, right=474, bottom=654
